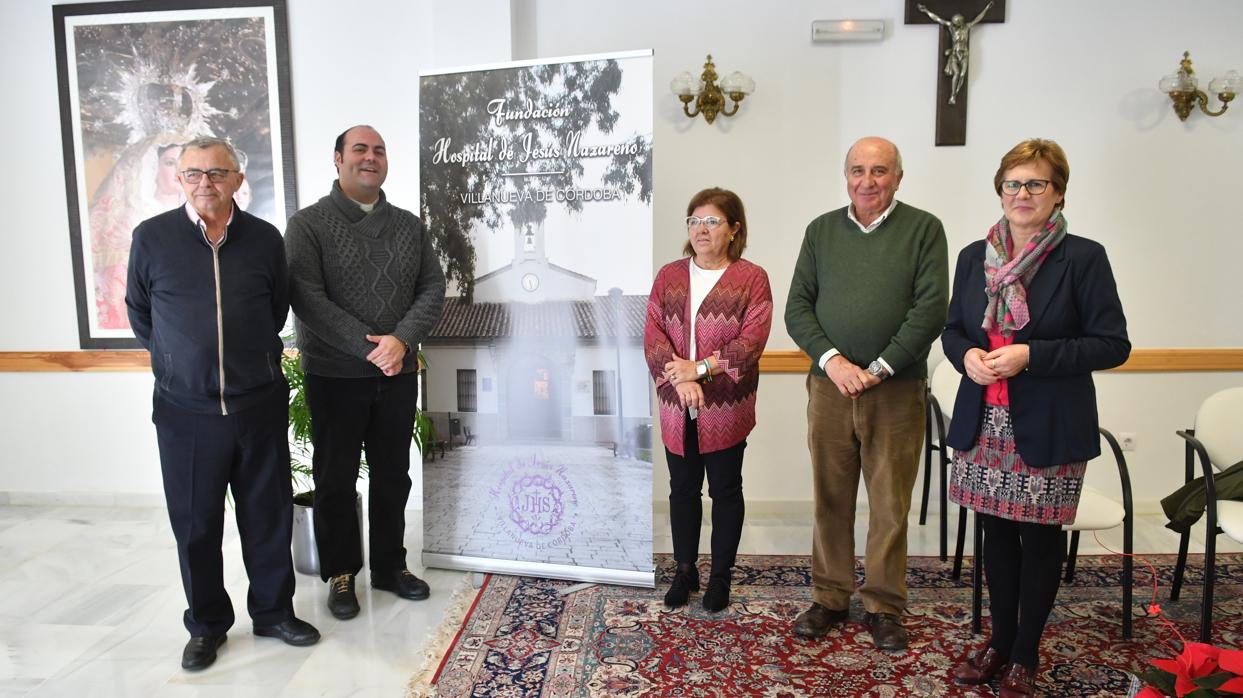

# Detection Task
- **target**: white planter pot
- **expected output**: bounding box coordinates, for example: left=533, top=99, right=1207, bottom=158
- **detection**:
left=291, top=492, right=363, bottom=576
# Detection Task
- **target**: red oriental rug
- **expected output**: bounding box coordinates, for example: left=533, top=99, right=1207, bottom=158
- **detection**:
left=423, top=553, right=1243, bottom=697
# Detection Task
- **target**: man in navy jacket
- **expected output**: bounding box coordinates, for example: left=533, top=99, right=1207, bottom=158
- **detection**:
left=126, top=137, right=319, bottom=671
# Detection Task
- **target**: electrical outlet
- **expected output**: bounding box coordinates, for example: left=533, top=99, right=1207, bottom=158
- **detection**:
left=1118, top=432, right=1137, bottom=451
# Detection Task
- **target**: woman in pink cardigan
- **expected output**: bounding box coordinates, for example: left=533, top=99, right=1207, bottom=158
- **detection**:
left=644, top=187, right=773, bottom=611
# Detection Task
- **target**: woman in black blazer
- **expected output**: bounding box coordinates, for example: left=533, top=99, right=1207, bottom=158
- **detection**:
left=942, top=139, right=1129, bottom=697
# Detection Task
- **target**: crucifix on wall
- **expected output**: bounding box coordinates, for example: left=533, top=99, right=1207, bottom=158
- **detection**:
left=905, top=0, right=1005, bottom=146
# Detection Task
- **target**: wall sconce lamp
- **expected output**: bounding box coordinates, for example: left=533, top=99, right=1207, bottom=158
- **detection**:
left=1159, top=51, right=1240, bottom=121
left=670, top=55, right=754, bottom=124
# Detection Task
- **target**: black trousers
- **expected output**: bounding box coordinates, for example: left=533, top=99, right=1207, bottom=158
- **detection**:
left=666, top=416, right=747, bottom=575
left=980, top=513, right=1067, bottom=670
left=306, top=372, right=419, bottom=581
left=153, top=390, right=294, bottom=637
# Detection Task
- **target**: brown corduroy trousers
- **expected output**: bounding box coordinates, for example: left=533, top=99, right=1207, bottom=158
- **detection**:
left=806, top=374, right=926, bottom=616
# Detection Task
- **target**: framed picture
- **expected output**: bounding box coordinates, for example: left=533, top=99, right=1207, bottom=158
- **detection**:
left=53, top=0, right=296, bottom=348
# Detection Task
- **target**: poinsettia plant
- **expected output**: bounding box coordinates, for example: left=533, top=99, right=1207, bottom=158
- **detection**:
left=1136, top=602, right=1243, bottom=697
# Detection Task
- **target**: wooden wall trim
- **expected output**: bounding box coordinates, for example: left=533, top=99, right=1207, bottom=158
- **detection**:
left=758, top=348, right=1243, bottom=374
left=1, top=348, right=1241, bottom=373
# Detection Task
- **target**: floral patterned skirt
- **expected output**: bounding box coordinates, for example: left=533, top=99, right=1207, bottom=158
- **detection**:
left=948, top=404, right=1086, bottom=525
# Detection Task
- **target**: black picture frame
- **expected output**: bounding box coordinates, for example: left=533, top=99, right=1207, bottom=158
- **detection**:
left=53, top=0, right=297, bottom=348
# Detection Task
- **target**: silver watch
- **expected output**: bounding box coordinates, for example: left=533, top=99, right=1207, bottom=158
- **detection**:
left=696, top=361, right=708, bottom=378
left=867, top=360, right=888, bottom=380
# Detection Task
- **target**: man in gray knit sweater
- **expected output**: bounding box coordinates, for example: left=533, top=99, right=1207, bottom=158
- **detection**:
left=286, top=125, right=446, bottom=620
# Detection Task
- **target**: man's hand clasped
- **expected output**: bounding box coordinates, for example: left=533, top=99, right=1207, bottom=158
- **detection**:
left=826, top=354, right=881, bottom=399
left=366, top=334, right=407, bottom=377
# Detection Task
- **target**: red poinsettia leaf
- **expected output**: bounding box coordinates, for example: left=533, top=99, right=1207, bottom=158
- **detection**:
left=1219, top=648, right=1243, bottom=675
left=1216, top=676, right=1243, bottom=694
left=1176, top=673, right=1198, bottom=696
left=1183, top=643, right=1222, bottom=678
left=1153, top=658, right=1185, bottom=674
left=1140, top=668, right=1179, bottom=694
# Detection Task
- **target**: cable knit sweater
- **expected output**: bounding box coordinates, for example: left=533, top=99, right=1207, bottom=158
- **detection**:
left=644, top=257, right=773, bottom=455
left=285, top=182, right=446, bottom=378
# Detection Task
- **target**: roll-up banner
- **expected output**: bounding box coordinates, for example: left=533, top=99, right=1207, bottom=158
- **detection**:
left=419, top=50, right=654, bottom=587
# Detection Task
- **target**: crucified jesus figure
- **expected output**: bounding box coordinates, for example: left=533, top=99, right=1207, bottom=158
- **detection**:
left=917, top=1, right=994, bottom=105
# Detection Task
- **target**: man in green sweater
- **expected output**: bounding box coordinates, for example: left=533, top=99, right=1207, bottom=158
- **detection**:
left=785, top=137, right=948, bottom=650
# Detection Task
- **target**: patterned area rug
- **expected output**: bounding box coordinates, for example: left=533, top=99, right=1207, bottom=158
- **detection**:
left=425, top=553, right=1243, bottom=697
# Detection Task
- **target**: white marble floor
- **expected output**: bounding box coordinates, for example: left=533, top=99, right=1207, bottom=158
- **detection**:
left=0, top=503, right=1236, bottom=697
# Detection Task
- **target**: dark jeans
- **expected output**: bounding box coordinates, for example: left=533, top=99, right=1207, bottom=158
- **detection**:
left=306, top=372, right=419, bottom=581
left=980, top=513, right=1067, bottom=670
left=153, top=390, right=294, bottom=637
left=666, top=416, right=747, bottom=575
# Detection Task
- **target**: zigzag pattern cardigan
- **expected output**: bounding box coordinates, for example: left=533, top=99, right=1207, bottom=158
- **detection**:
left=644, top=257, right=773, bottom=456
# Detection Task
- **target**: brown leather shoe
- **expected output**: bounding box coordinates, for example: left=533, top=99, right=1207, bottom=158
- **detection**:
left=999, top=663, right=1037, bottom=697
left=953, top=646, right=1008, bottom=684
left=865, top=612, right=908, bottom=650
left=792, top=602, right=848, bottom=638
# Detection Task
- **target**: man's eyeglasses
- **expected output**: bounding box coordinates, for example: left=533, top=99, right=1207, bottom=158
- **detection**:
left=686, top=215, right=726, bottom=230
left=1000, top=179, right=1051, bottom=196
left=180, top=168, right=239, bottom=184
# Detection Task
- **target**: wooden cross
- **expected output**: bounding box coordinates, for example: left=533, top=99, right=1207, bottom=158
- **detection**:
left=905, top=0, right=1005, bottom=146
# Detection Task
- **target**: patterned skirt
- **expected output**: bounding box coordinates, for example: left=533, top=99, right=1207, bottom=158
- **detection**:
left=948, top=404, right=1086, bottom=525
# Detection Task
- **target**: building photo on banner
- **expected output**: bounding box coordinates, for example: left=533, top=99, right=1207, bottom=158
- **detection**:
left=52, top=0, right=295, bottom=348
left=418, top=50, right=655, bottom=586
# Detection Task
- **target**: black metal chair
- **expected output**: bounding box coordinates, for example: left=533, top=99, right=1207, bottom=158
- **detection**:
left=1169, top=387, right=1243, bottom=644
left=953, top=428, right=1135, bottom=639
left=919, top=360, right=961, bottom=560
left=463, top=424, right=476, bottom=446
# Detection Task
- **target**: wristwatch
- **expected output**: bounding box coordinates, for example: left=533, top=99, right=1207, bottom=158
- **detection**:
left=696, top=361, right=708, bottom=379
left=867, top=360, right=889, bottom=380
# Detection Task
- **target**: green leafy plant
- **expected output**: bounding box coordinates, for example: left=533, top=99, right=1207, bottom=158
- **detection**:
left=281, top=348, right=316, bottom=505
left=282, top=340, right=427, bottom=505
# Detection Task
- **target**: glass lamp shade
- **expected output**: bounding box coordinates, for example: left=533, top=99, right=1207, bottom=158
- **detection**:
left=720, top=71, right=756, bottom=95
left=1159, top=70, right=1197, bottom=93
left=1209, top=70, right=1242, bottom=95
left=669, top=72, right=704, bottom=97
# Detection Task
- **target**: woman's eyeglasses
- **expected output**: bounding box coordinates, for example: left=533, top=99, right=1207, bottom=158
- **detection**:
left=686, top=215, right=725, bottom=230
left=1000, top=179, right=1051, bottom=196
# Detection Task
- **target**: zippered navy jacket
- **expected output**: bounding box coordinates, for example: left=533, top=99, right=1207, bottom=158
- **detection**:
left=126, top=205, right=289, bottom=415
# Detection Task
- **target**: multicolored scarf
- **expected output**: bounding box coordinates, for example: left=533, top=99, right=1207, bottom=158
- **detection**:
left=982, top=211, right=1067, bottom=335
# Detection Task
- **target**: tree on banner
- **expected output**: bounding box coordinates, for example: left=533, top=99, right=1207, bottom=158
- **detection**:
left=420, top=60, right=651, bottom=302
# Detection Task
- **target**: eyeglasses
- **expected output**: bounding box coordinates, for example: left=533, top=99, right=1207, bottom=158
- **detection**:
left=1000, top=179, right=1052, bottom=196
left=686, top=215, right=726, bottom=230
left=180, top=168, right=239, bottom=184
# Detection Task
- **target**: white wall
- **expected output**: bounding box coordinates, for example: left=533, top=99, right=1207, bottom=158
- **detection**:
left=0, top=0, right=511, bottom=503
left=513, top=0, right=1243, bottom=510
left=1, top=0, right=1241, bottom=510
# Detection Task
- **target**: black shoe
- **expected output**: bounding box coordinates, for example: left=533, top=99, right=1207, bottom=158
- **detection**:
left=792, top=602, right=849, bottom=638
left=866, top=611, right=908, bottom=650
left=663, top=564, right=700, bottom=607
left=702, top=572, right=731, bottom=612
left=253, top=617, right=320, bottom=647
left=372, top=568, right=430, bottom=600
left=181, top=634, right=226, bottom=671
left=327, top=573, right=360, bottom=620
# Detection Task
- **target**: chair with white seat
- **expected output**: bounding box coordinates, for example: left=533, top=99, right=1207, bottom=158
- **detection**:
left=1169, top=386, right=1243, bottom=644
left=918, top=359, right=963, bottom=560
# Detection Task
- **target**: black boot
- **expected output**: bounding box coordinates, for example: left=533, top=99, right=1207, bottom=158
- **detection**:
left=663, top=562, right=700, bottom=607
left=702, top=571, right=731, bottom=612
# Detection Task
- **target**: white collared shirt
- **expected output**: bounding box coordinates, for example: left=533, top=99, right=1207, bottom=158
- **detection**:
left=846, top=198, right=898, bottom=234
left=184, top=202, right=235, bottom=247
